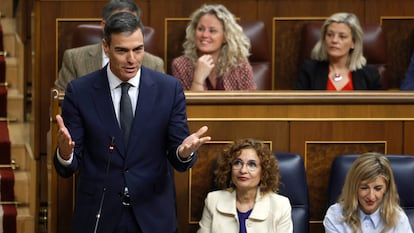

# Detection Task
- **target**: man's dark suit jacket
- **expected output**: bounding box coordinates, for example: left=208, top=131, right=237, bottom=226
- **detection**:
left=295, top=60, right=383, bottom=90
left=400, top=52, right=414, bottom=90
left=54, top=65, right=194, bottom=233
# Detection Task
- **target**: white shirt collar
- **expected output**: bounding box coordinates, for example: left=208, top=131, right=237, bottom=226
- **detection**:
left=359, top=207, right=381, bottom=228
left=107, top=65, right=141, bottom=90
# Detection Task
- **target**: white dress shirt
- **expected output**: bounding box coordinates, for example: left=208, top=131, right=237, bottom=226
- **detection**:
left=324, top=203, right=413, bottom=233
left=57, top=66, right=141, bottom=165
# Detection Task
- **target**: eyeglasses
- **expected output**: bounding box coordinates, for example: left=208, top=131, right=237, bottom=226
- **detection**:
left=232, top=159, right=259, bottom=172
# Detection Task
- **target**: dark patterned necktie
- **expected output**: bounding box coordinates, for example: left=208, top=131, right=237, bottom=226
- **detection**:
left=120, top=82, right=133, bottom=147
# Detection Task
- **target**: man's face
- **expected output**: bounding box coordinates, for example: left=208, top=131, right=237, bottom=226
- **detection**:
left=103, top=29, right=144, bottom=81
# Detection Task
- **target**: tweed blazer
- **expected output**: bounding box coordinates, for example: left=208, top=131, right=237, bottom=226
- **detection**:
left=171, top=55, right=256, bottom=90
left=55, top=43, right=164, bottom=90
left=197, top=189, right=293, bottom=233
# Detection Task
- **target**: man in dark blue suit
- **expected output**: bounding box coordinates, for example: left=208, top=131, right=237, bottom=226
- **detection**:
left=54, top=12, right=210, bottom=233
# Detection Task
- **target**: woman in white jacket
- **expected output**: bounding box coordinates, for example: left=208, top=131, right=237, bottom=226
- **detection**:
left=197, top=138, right=293, bottom=233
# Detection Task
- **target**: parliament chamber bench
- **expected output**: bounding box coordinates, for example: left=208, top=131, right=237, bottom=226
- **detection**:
left=48, top=90, right=414, bottom=233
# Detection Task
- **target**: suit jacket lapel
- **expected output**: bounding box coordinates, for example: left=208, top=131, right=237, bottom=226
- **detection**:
left=315, top=61, right=329, bottom=89
left=351, top=69, right=365, bottom=89
left=216, top=191, right=237, bottom=216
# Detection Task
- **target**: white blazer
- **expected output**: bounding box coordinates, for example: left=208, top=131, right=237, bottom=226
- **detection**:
left=197, top=188, right=293, bottom=233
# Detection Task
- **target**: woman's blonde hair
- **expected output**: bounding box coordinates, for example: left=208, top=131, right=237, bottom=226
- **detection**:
left=311, top=12, right=366, bottom=71
left=182, top=4, right=251, bottom=77
left=338, top=152, right=401, bottom=233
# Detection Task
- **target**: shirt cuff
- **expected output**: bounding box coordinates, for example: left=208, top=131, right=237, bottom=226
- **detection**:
left=57, top=148, right=74, bottom=166
left=176, top=147, right=194, bottom=163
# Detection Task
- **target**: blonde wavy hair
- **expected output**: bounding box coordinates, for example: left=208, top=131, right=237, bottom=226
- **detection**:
left=311, top=12, right=366, bottom=71
left=182, top=4, right=251, bottom=77
left=338, top=152, right=401, bottom=233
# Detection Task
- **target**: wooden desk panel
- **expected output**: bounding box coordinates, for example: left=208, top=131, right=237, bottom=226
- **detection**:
left=290, top=121, right=401, bottom=221
left=50, top=90, right=414, bottom=233
left=404, top=122, right=414, bottom=155
left=184, top=91, right=414, bottom=119
left=175, top=91, right=414, bottom=233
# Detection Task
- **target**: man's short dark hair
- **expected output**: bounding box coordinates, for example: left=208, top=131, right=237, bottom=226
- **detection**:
left=102, top=0, right=141, bottom=20
left=103, top=11, right=144, bottom=46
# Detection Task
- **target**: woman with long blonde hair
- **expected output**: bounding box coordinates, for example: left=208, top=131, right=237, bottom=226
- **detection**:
left=172, top=4, right=256, bottom=91
left=324, top=152, right=412, bottom=233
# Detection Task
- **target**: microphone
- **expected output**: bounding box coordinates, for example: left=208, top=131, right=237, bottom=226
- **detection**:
left=93, top=137, right=115, bottom=233
left=109, top=137, right=115, bottom=153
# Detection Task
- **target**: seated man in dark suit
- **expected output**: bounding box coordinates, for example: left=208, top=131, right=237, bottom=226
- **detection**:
left=55, top=0, right=164, bottom=90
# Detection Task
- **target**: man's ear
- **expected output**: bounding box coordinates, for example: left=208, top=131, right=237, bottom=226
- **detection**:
left=102, top=38, right=109, bottom=55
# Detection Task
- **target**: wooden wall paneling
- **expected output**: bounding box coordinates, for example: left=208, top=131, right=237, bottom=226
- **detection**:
left=272, top=0, right=364, bottom=18
left=380, top=17, right=414, bottom=89
left=38, top=1, right=58, bottom=156
left=14, top=0, right=30, bottom=43
left=305, top=141, right=386, bottom=219
left=152, top=0, right=261, bottom=60
left=272, top=16, right=414, bottom=90
left=364, top=0, right=414, bottom=23
left=38, top=0, right=272, bottom=160
left=187, top=120, right=290, bottom=152
left=188, top=142, right=231, bottom=221
left=149, top=0, right=200, bottom=61
left=36, top=1, right=414, bottom=232
left=39, top=3, right=125, bottom=233
left=272, top=17, right=325, bottom=90
left=177, top=119, right=290, bottom=232
left=49, top=91, right=414, bottom=233
left=56, top=18, right=101, bottom=71
left=15, top=0, right=34, bottom=134
left=164, top=18, right=189, bottom=75
left=177, top=119, right=289, bottom=232
left=37, top=1, right=105, bottom=158
left=164, top=16, right=243, bottom=76
left=175, top=140, right=271, bottom=233
left=290, top=121, right=404, bottom=155
left=38, top=0, right=149, bottom=155
left=255, top=0, right=278, bottom=54
left=38, top=0, right=414, bottom=158
left=184, top=91, right=414, bottom=119
left=289, top=120, right=403, bottom=231
left=187, top=140, right=272, bottom=227
left=403, top=121, right=414, bottom=155
left=48, top=90, right=74, bottom=233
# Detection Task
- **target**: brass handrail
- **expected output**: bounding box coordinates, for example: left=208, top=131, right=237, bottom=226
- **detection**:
left=0, top=201, right=28, bottom=207
left=0, top=160, right=19, bottom=170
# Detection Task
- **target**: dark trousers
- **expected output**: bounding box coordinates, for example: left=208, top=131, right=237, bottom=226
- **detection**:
left=113, top=206, right=142, bottom=233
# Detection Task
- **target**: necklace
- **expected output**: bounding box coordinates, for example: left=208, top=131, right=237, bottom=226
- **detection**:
left=332, top=73, right=343, bottom=82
